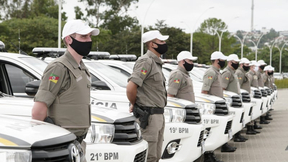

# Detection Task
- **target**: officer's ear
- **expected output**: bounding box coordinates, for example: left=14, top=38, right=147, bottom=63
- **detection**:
left=65, top=36, right=73, bottom=45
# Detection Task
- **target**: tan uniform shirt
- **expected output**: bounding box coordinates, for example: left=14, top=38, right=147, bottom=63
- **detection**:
left=263, top=73, right=271, bottom=88
left=247, top=70, right=258, bottom=88
left=34, top=51, right=91, bottom=136
left=168, top=65, right=195, bottom=102
left=221, top=66, right=240, bottom=94
left=128, top=50, right=167, bottom=108
left=235, top=67, right=251, bottom=93
left=202, top=65, right=223, bottom=98
left=257, top=70, right=264, bottom=87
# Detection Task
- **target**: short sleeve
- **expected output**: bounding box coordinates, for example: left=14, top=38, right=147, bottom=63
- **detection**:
left=202, top=70, right=216, bottom=92
left=221, top=71, right=231, bottom=89
left=34, top=62, right=68, bottom=107
left=236, top=71, right=244, bottom=85
left=128, top=58, right=152, bottom=87
left=167, top=71, right=182, bottom=95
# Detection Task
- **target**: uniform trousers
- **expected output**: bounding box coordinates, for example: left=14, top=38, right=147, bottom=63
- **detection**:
left=139, top=114, right=165, bottom=162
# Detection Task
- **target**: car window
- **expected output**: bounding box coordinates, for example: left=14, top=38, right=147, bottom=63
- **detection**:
left=19, top=57, right=48, bottom=73
left=85, top=62, right=129, bottom=88
left=5, top=64, right=37, bottom=94
left=109, top=65, right=131, bottom=77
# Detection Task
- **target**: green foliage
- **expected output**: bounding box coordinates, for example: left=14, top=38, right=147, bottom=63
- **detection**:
left=1, top=17, right=63, bottom=54
left=275, top=79, right=288, bottom=89
left=0, top=0, right=67, bottom=20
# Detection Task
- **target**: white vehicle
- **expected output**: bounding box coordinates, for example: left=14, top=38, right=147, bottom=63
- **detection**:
left=0, top=52, right=148, bottom=162
left=98, top=60, right=235, bottom=154
left=0, top=114, right=81, bottom=162
left=30, top=49, right=206, bottom=162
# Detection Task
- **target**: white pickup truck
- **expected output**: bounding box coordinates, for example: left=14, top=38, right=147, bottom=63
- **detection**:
left=0, top=113, right=82, bottom=162
left=0, top=52, right=148, bottom=162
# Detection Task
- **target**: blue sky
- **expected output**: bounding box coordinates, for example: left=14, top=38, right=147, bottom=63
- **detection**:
left=63, top=0, right=288, bottom=33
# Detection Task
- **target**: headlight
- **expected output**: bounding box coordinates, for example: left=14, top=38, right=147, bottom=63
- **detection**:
left=86, top=123, right=115, bottom=144
left=0, top=150, right=31, bottom=162
left=224, top=97, right=233, bottom=107
left=135, top=122, right=141, bottom=140
left=196, top=102, right=216, bottom=115
left=164, top=108, right=186, bottom=123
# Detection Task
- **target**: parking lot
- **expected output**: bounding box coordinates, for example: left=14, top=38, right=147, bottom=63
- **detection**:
left=215, top=88, right=288, bottom=162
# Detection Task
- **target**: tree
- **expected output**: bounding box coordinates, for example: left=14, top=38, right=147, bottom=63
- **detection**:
left=1, top=17, right=62, bottom=54
left=0, top=0, right=67, bottom=20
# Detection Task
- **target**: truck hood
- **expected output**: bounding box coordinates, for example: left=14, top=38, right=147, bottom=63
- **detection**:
left=0, top=96, right=133, bottom=125
left=0, top=115, right=72, bottom=148
left=90, top=90, right=196, bottom=109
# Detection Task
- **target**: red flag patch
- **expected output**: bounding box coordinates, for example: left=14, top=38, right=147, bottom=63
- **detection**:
left=208, top=76, right=213, bottom=80
left=225, top=77, right=229, bottom=80
left=49, top=73, right=59, bottom=83
left=173, top=78, right=180, bottom=83
left=141, top=68, right=147, bottom=75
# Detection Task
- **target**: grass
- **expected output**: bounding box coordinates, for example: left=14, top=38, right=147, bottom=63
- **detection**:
left=275, top=78, right=288, bottom=89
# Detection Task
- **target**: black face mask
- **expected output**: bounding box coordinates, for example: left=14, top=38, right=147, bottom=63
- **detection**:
left=183, top=60, right=194, bottom=71
left=231, top=62, right=239, bottom=70
left=217, top=59, right=226, bottom=69
left=268, top=72, right=273, bottom=76
left=243, top=65, right=250, bottom=71
left=259, top=65, right=265, bottom=70
left=272, top=71, right=274, bottom=75
left=153, top=42, right=168, bottom=54
left=69, top=36, right=92, bottom=56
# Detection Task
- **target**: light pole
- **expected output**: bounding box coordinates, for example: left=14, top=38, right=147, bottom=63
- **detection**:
left=275, top=43, right=287, bottom=73
left=140, top=0, right=156, bottom=56
left=265, top=37, right=281, bottom=66
left=212, top=29, right=226, bottom=52
left=190, top=7, right=214, bottom=55
left=231, top=32, right=249, bottom=58
left=58, top=0, right=62, bottom=48
left=248, top=33, right=265, bottom=61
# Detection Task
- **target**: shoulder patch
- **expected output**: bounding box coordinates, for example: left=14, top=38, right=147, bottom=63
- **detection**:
left=141, top=68, right=147, bottom=75
left=49, top=73, right=59, bottom=83
left=208, top=76, right=213, bottom=79
left=238, top=77, right=242, bottom=80
left=173, top=78, right=180, bottom=83
left=225, top=77, right=229, bottom=80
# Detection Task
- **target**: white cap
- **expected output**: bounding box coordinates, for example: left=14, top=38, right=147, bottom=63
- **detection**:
left=210, top=51, right=227, bottom=60
left=62, top=20, right=100, bottom=39
left=177, top=51, right=198, bottom=61
left=264, top=65, right=273, bottom=71
left=0, top=41, right=5, bottom=49
left=271, top=67, right=275, bottom=71
left=240, top=58, right=250, bottom=64
left=257, top=60, right=267, bottom=66
left=142, top=30, right=169, bottom=43
left=227, top=54, right=240, bottom=62
left=250, top=60, right=259, bottom=66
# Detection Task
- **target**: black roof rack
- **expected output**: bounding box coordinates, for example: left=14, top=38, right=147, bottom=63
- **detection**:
left=32, top=47, right=66, bottom=59
left=109, top=54, right=137, bottom=61
left=87, top=51, right=110, bottom=60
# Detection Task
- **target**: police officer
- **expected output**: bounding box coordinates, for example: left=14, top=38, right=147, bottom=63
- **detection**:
left=127, top=30, right=167, bottom=162
left=235, top=58, right=257, bottom=135
left=221, top=54, right=248, bottom=143
left=167, top=51, right=197, bottom=102
left=32, top=19, right=100, bottom=161
left=257, top=60, right=272, bottom=122
left=263, top=65, right=273, bottom=88
left=201, top=51, right=227, bottom=162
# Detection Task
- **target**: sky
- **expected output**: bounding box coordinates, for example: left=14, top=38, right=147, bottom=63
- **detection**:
left=62, top=0, right=288, bottom=33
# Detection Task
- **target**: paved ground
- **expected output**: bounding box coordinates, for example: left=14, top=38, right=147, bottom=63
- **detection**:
left=214, top=88, right=288, bottom=162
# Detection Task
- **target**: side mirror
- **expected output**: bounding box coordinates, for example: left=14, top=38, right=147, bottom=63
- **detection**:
left=91, top=81, right=111, bottom=90
left=25, top=80, right=41, bottom=96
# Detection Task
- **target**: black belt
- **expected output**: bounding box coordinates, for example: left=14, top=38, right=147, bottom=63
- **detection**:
left=140, top=107, right=164, bottom=115
left=76, top=134, right=87, bottom=143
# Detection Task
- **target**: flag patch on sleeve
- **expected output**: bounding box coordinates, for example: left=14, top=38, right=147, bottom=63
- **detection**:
left=49, top=73, right=59, bottom=83
left=141, top=68, right=147, bottom=75
left=208, top=76, right=213, bottom=79
left=238, top=77, right=242, bottom=80
left=173, top=78, right=180, bottom=83
left=225, top=77, right=229, bottom=80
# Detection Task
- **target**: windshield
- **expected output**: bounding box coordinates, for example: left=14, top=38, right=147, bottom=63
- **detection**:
left=20, top=57, right=48, bottom=73
left=85, top=62, right=129, bottom=88
left=123, top=62, right=135, bottom=70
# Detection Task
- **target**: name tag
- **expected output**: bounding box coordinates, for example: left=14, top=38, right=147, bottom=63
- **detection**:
left=76, top=76, right=83, bottom=82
